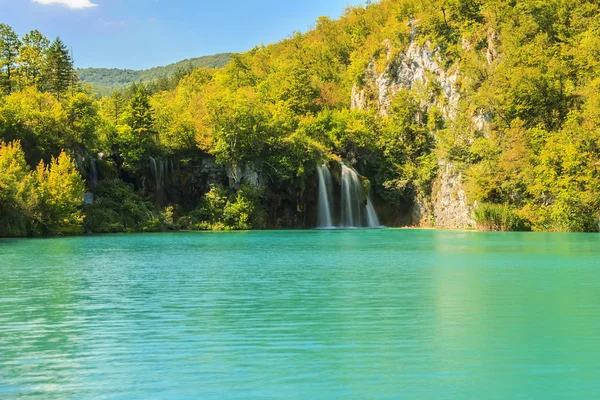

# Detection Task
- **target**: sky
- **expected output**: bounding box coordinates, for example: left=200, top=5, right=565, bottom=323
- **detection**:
left=0, top=0, right=363, bottom=70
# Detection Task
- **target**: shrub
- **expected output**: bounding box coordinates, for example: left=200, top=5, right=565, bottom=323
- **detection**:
left=84, top=179, right=153, bottom=233
left=185, top=183, right=263, bottom=231
left=223, top=184, right=261, bottom=230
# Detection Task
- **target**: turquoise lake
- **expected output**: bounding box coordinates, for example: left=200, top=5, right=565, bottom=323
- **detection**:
left=1, top=230, right=600, bottom=399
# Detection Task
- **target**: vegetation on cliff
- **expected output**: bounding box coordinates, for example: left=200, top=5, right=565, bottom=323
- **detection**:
left=1, top=0, right=600, bottom=236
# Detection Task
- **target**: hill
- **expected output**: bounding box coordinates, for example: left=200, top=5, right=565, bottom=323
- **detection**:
left=77, top=53, right=232, bottom=93
left=3, top=0, right=600, bottom=235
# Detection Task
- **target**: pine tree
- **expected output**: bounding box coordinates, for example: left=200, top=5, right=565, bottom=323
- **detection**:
left=45, top=37, right=73, bottom=100
left=114, top=85, right=157, bottom=169
left=128, top=85, right=155, bottom=137
left=0, top=24, right=21, bottom=94
left=109, top=89, right=126, bottom=124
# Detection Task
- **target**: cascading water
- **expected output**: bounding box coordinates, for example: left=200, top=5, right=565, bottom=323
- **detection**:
left=366, top=195, right=380, bottom=228
left=150, top=157, right=170, bottom=192
left=150, top=156, right=166, bottom=205
left=316, top=162, right=381, bottom=229
left=340, top=164, right=364, bottom=228
left=150, top=156, right=161, bottom=191
left=160, top=159, right=166, bottom=190
left=89, top=158, right=98, bottom=187
left=150, top=157, right=177, bottom=205
left=316, top=165, right=334, bottom=228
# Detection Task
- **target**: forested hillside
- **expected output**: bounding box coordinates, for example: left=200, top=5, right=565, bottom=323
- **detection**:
left=2, top=0, right=600, bottom=237
left=78, top=53, right=232, bottom=94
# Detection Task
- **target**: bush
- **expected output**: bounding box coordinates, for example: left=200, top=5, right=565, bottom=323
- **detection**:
left=142, top=206, right=179, bottom=232
left=185, top=183, right=263, bottom=231
left=84, top=179, right=153, bottom=233
left=223, top=184, right=261, bottom=230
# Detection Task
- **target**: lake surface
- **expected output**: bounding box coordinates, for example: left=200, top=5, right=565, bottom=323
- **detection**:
left=1, top=230, right=600, bottom=399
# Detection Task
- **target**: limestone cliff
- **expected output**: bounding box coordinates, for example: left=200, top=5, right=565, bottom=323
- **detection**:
left=352, top=34, right=481, bottom=229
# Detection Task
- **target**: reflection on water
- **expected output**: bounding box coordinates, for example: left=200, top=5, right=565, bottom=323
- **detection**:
left=1, top=230, right=600, bottom=399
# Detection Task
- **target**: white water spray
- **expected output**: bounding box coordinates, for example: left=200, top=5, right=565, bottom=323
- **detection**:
left=316, top=165, right=334, bottom=228
left=341, top=164, right=364, bottom=228
left=366, top=195, right=380, bottom=228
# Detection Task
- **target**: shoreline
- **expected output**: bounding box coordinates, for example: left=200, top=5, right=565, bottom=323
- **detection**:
left=2, top=226, right=599, bottom=240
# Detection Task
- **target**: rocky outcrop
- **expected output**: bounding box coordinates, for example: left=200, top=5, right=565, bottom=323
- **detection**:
left=351, top=84, right=366, bottom=111
left=410, top=193, right=434, bottom=227
left=472, top=111, right=493, bottom=135
left=350, top=24, right=505, bottom=229
left=226, top=162, right=263, bottom=190
left=409, top=161, right=473, bottom=229
left=351, top=39, right=460, bottom=119
left=486, top=30, right=500, bottom=65
left=352, top=35, right=474, bottom=228
left=199, top=156, right=227, bottom=187
left=431, top=161, right=473, bottom=229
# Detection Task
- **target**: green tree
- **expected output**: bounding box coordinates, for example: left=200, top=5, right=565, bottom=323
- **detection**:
left=151, top=90, right=196, bottom=152
left=66, top=92, right=100, bottom=149
left=0, top=24, right=21, bottom=94
left=116, top=86, right=156, bottom=169
left=45, top=37, right=73, bottom=100
left=127, top=85, right=155, bottom=137
left=205, top=87, right=270, bottom=167
left=0, top=87, right=69, bottom=164
left=35, top=151, right=86, bottom=235
left=104, top=90, right=126, bottom=124
left=0, top=141, right=35, bottom=237
left=17, top=30, right=50, bottom=90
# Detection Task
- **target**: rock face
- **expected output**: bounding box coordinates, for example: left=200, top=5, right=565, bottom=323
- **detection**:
left=431, top=161, right=473, bottom=229
left=351, top=85, right=366, bottom=111
left=226, top=162, right=262, bottom=190
left=410, top=193, right=433, bottom=228
left=409, top=161, right=473, bottom=229
left=353, top=35, right=475, bottom=228
left=351, top=40, right=460, bottom=119
left=472, top=111, right=493, bottom=135
left=486, top=30, right=500, bottom=65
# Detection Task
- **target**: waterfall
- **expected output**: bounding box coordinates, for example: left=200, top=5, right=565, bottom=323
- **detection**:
left=150, top=156, right=162, bottom=192
left=89, top=158, right=98, bottom=187
left=366, top=195, right=380, bottom=228
left=341, top=163, right=364, bottom=228
left=317, top=162, right=382, bottom=229
left=150, top=156, right=176, bottom=205
left=316, top=165, right=334, bottom=228
left=160, top=159, right=165, bottom=190
left=84, top=192, right=94, bottom=205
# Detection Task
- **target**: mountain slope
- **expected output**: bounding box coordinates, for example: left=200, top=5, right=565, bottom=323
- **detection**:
left=78, top=53, right=232, bottom=93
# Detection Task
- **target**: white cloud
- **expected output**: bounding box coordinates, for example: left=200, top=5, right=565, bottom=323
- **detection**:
left=33, top=0, right=98, bottom=9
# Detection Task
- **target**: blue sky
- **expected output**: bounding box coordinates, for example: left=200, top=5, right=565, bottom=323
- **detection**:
left=0, top=0, right=362, bottom=70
